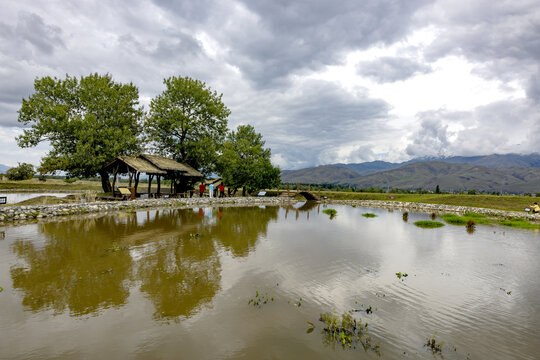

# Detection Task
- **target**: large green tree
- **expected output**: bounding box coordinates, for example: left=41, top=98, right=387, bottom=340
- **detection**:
left=217, top=125, right=281, bottom=196
left=17, top=73, right=144, bottom=192
left=145, top=76, right=230, bottom=177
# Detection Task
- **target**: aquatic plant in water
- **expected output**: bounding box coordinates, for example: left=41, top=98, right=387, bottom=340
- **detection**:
left=402, top=211, right=408, bottom=222
left=248, top=290, right=274, bottom=307
left=425, top=332, right=444, bottom=354
left=362, top=213, right=377, bottom=218
left=395, top=272, right=408, bottom=281
left=318, top=312, right=380, bottom=354
left=414, top=221, right=445, bottom=228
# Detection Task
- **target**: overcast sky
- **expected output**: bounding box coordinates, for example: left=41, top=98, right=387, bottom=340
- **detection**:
left=1, top=0, right=539, bottom=169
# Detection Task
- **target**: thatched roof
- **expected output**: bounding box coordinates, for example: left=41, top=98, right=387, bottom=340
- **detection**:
left=140, top=154, right=203, bottom=177
left=103, top=156, right=167, bottom=175
left=104, top=154, right=203, bottom=178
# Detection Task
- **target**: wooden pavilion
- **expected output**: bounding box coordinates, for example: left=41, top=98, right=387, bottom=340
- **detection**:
left=103, top=154, right=203, bottom=197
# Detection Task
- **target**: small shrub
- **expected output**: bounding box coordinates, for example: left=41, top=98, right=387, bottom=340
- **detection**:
left=466, top=219, right=476, bottom=233
left=414, top=221, right=445, bottom=228
left=402, top=211, right=408, bottom=222
left=38, top=174, right=47, bottom=182
left=64, top=177, right=77, bottom=183
left=6, top=162, right=35, bottom=180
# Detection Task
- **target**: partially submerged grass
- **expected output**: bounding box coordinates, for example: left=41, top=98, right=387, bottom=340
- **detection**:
left=498, top=218, right=540, bottom=230
left=362, top=213, right=377, bottom=218
left=441, top=214, right=468, bottom=225
left=319, top=312, right=380, bottom=353
left=322, top=209, right=337, bottom=218
left=442, top=213, right=491, bottom=225
left=414, top=220, right=445, bottom=228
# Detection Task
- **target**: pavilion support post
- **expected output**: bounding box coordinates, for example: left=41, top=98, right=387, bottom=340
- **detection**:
left=112, top=165, right=119, bottom=196
left=134, top=172, right=140, bottom=195
left=157, top=175, right=161, bottom=196
left=128, top=168, right=133, bottom=188
left=148, top=175, right=154, bottom=197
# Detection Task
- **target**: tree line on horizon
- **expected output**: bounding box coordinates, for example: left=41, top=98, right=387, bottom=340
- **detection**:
left=16, top=73, right=280, bottom=194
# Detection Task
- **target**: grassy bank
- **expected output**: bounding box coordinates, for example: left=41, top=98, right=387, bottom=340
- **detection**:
left=285, top=191, right=535, bottom=212
left=0, top=178, right=157, bottom=191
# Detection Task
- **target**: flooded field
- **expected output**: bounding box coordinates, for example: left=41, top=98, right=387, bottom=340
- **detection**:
left=0, top=203, right=539, bottom=359
left=0, top=192, right=71, bottom=204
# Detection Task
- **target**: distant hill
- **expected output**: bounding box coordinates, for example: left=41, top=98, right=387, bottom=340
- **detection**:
left=333, top=153, right=540, bottom=173
left=333, top=160, right=400, bottom=175
left=281, top=153, right=540, bottom=193
left=281, top=165, right=360, bottom=184
left=345, top=162, right=540, bottom=193
left=0, top=164, right=10, bottom=174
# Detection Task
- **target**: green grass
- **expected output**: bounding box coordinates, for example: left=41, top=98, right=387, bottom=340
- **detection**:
left=414, top=220, right=445, bottom=228
left=441, top=214, right=467, bottom=225
left=498, top=218, right=540, bottom=230
left=362, top=213, right=377, bottom=218
left=442, top=213, right=492, bottom=225
left=287, top=190, right=534, bottom=212
left=322, top=209, right=337, bottom=216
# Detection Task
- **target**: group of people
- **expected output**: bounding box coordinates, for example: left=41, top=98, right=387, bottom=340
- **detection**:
left=199, top=182, right=225, bottom=198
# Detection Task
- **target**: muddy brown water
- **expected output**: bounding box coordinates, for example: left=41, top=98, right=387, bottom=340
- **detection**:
left=0, top=203, right=539, bottom=359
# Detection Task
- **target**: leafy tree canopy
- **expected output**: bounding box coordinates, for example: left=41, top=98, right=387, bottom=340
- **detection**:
left=6, top=163, right=35, bottom=181
left=145, top=76, right=230, bottom=177
left=17, top=73, right=144, bottom=192
left=217, top=125, right=280, bottom=195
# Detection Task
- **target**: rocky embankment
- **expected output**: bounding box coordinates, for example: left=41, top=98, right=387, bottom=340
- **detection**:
left=327, top=199, right=540, bottom=222
left=1, top=197, right=538, bottom=224
left=0, top=197, right=294, bottom=224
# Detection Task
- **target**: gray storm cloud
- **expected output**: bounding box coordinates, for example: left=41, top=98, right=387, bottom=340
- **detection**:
left=0, top=0, right=539, bottom=168
left=357, top=57, right=432, bottom=83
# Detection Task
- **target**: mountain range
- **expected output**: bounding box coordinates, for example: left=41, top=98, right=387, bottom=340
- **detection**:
left=0, top=164, right=10, bottom=174
left=281, top=154, right=540, bottom=193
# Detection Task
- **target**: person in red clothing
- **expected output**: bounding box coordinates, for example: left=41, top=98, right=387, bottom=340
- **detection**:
left=219, top=183, right=225, bottom=198
left=199, top=183, right=206, bottom=197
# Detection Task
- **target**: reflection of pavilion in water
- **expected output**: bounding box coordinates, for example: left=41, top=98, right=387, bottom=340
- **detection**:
left=10, top=206, right=278, bottom=321
left=284, top=201, right=321, bottom=220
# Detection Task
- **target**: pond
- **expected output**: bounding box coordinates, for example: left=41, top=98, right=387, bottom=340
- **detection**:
left=0, top=203, right=538, bottom=359
left=0, top=192, right=72, bottom=204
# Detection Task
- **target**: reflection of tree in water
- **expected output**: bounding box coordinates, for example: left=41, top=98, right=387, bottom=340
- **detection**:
left=10, top=217, right=133, bottom=316
left=137, top=233, right=220, bottom=321
left=10, top=206, right=279, bottom=321
left=210, top=206, right=279, bottom=257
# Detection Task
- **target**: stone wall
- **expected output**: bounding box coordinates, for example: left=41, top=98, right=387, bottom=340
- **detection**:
left=326, top=199, right=540, bottom=222
left=1, top=197, right=538, bottom=225
left=0, top=197, right=295, bottom=224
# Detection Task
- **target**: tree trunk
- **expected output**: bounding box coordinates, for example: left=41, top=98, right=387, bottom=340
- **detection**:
left=99, top=169, right=112, bottom=193
left=242, top=187, right=246, bottom=197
